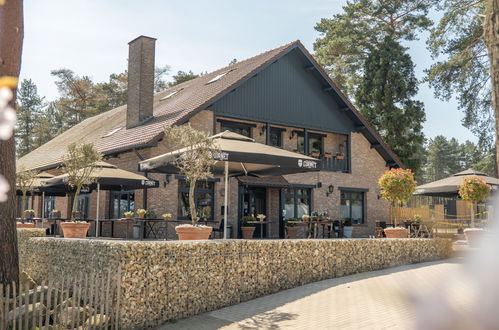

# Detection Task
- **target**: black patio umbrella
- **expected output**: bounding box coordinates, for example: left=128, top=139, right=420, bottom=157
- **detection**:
left=43, top=161, right=159, bottom=236
left=138, top=131, right=321, bottom=238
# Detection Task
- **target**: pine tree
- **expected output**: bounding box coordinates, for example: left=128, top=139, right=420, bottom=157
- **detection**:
left=15, top=79, right=44, bottom=156
left=356, top=36, right=426, bottom=174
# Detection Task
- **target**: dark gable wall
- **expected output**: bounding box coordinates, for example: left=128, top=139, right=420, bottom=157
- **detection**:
left=210, top=48, right=356, bottom=134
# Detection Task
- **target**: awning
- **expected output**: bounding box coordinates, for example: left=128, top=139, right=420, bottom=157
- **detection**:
left=237, top=175, right=290, bottom=188
left=414, top=169, right=499, bottom=197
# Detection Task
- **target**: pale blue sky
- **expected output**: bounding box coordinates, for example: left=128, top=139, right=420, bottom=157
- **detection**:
left=20, top=0, right=476, bottom=142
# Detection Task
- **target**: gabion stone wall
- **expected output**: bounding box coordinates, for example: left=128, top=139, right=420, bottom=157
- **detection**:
left=18, top=233, right=452, bottom=329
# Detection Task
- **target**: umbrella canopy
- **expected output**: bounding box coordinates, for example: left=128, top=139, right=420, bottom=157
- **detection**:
left=414, top=169, right=499, bottom=197
left=16, top=172, right=68, bottom=196
left=42, top=161, right=159, bottom=190
left=138, top=131, right=320, bottom=175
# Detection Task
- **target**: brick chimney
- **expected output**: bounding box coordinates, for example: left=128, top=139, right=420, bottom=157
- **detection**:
left=126, top=35, right=156, bottom=128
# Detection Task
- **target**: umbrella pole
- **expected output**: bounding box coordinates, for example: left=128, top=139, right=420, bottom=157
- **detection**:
left=224, top=161, right=228, bottom=239
left=96, top=183, right=100, bottom=237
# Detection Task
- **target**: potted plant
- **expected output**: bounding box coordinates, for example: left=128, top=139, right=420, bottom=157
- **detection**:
left=60, top=143, right=102, bottom=238
left=458, top=176, right=491, bottom=247
left=310, top=151, right=320, bottom=158
left=241, top=215, right=256, bottom=239
left=24, top=209, right=35, bottom=219
left=136, top=209, right=147, bottom=219
left=16, top=168, right=38, bottom=220
left=164, top=125, right=219, bottom=240
left=162, top=213, right=172, bottom=221
left=324, top=152, right=333, bottom=159
left=335, top=152, right=345, bottom=160
left=301, top=215, right=310, bottom=222
left=378, top=168, right=417, bottom=238
left=123, top=211, right=134, bottom=219
left=341, top=218, right=353, bottom=238
left=257, top=214, right=266, bottom=222
left=16, top=221, right=35, bottom=229
left=285, top=217, right=301, bottom=239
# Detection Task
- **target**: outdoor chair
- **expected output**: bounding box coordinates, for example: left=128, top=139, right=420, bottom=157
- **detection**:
left=211, top=219, right=224, bottom=239
left=375, top=221, right=386, bottom=238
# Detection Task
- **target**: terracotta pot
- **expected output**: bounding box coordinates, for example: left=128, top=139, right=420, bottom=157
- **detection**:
left=286, top=226, right=299, bottom=239
left=336, top=155, right=345, bottom=160
left=175, top=226, right=213, bottom=240
left=137, top=213, right=145, bottom=219
left=241, top=226, right=255, bottom=239
left=464, top=228, right=484, bottom=247
left=17, top=223, right=36, bottom=229
left=324, top=154, right=333, bottom=159
left=60, top=222, right=90, bottom=238
left=384, top=227, right=408, bottom=238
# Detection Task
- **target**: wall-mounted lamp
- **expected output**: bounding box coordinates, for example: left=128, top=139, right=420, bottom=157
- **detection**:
left=163, top=174, right=171, bottom=187
left=326, top=185, right=334, bottom=197
left=289, top=131, right=297, bottom=140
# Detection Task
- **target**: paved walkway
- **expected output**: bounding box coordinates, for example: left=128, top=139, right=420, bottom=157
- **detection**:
left=157, top=254, right=475, bottom=330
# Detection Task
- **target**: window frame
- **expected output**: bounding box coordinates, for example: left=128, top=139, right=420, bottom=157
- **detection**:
left=340, top=189, right=367, bottom=225
left=178, top=179, right=216, bottom=221
left=268, top=127, right=284, bottom=148
left=109, top=190, right=135, bottom=219
left=282, top=186, right=312, bottom=220
left=218, top=119, right=255, bottom=138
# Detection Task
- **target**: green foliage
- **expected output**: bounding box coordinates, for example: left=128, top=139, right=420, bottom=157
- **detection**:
left=313, top=0, right=433, bottom=97
left=164, top=125, right=219, bottom=224
left=169, top=70, right=200, bottom=87
left=379, top=168, right=417, bottom=204
left=241, top=215, right=256, bottom=226
left=421, top=135, right=495, bottom=183
left=458, top=176, right=491, bottom=203
left=426, top=0, right=492, bottom=146
left=15, top=79, right=44, bottom=156
left=356, top=36, right=426, bottom=174
left=61, top=143, right=102, bottom=219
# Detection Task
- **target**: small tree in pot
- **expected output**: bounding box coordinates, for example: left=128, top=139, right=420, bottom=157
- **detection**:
left=16, top=168, right=38, bottom=222
left=164, top=125, right=219, bottom=240
left=458, top=176, right=491, bottom=246
left=60, top=143, right=102, bottom=238
left=378, top=168, right=416, bottom=238
left=241, top=215, right=256, bottom=239
left=285, top=217, right=301, bottom=239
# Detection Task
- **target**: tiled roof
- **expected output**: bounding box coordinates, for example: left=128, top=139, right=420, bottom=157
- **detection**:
left=18, top=41, right=297, bottom=170
left=18, top=40, right=402, bottom=170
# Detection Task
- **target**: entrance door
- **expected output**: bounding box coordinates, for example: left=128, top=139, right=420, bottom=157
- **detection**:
left=241, top=187, right=267, bottom=238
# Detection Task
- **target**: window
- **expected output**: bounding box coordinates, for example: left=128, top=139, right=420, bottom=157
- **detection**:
left=43, top=196, right=56, bottom=218
left=308, top=133, right=323, bottom=156
left=103, top=127, right=122, bottom=137
left=160, top=88, right=184, bottom=101
left=283, top=187, right=311, bottom=219
left=220, top=121, right=253, bottom=138
left=269, top=127, right=283, bottom=148
left=77, top=194, right=90, bottom=219
left=207, top=70, right=234, bottom=84
left=109, top=191, right=135, bottom=219
left=297, top=132, right=305, bottom=154
left=178, top=180, right=215, bottom=220
left=340, top=191, right=365, bottom=225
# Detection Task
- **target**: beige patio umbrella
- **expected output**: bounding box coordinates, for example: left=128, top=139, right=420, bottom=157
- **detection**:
left=414, top=169, right=499, bottom=197
left=16, top=171, right=56, bottom=221
left=43, top=161, right=159, bottom=236
left=139, top=131, right=321, bottom=239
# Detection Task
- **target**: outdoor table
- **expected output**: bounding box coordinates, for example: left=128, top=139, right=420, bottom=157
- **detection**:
left=247, top=221, right=268, bottom=239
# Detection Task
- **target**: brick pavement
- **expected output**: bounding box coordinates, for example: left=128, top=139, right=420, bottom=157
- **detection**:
left=157, top=257, right=471, bottom=330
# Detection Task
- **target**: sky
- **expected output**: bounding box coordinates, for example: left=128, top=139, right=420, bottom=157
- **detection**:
left=20, top=0, right=477, bottom=143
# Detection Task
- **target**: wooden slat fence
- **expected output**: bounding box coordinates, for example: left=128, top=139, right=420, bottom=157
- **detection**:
left=0, top=267, right=121, bottom=330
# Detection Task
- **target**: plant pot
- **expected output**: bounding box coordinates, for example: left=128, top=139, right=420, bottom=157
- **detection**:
left=125, top=215, right=132, bottom=219
left=286, top=226, right=299, bottom=239
left=384, top=227, right=408, bottom=238
left=241, top=226, right=255, bottom=239
left=324, top=154, right=333, bottom=159
left=464, top=228, right=484, bottom=247
left=336, top=155, right=345, bottom=160
left=175, top=226, right=213, bottom=240
left=310, top=153, right=320, bottom=158
left=17, top=223, right=36, bottom=229
left=60, top=222, right=90, bottom=238
left=137, top=213, right=145, bottom=219
left=343, top=226, right=353, bottom=238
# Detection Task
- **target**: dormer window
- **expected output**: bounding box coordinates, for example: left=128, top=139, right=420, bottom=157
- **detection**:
left=160, top=88, right=184, bottom=101
left=103, top=127, right=122, bottom=137
left=206, top=69, right=234, bottom=84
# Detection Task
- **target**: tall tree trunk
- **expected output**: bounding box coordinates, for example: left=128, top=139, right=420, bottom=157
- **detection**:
left=71, top=185, right=82, bottom=220
left=189, top=180, right=197, bottom=225
left=484, top=0, right=499, bottom=177
left=0, top=0, right=24, bottom=286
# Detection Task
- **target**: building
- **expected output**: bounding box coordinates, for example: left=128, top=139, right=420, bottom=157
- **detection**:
left=18, top=36, right=402, bottom=238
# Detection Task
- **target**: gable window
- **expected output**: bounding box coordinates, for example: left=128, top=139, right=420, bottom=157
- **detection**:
left=178, top=179, right=214, bottom=220
left=109, top=191, right=135, bottom=219
left=340, top=189, right=366, bottom=225
left=219, top=120, right=254, bottom=138
left=269, top=127, right=283, bottom=148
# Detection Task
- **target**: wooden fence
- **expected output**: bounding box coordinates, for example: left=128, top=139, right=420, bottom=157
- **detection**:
left=0, top=267, right=121, bottom=330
